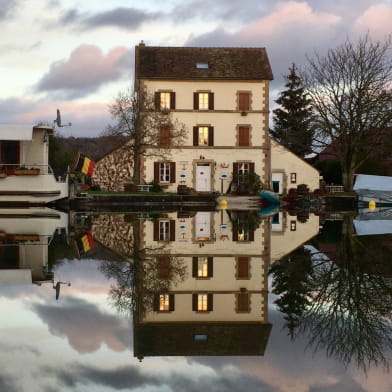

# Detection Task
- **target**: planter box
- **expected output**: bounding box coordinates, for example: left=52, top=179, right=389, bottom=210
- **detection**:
left=14, top=169, right=40, bottom=175
left=0, top=173, right=6, bottom=178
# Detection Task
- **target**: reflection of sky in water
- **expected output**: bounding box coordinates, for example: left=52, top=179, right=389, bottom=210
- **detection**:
left=0, top=258, right=391, bottom=391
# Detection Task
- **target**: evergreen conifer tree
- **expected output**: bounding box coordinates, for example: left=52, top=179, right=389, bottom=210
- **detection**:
left=271, top=64, right=314, bottom=158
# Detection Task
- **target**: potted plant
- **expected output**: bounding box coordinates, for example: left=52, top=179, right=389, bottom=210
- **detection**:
left=14, top=166, right=40, bottom=175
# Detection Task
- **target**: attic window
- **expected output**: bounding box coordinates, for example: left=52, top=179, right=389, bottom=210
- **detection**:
left=196, top=63, right=209, bottom=69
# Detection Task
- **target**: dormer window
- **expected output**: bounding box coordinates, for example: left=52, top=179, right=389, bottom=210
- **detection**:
left=196, top=63, right=209, bottom=69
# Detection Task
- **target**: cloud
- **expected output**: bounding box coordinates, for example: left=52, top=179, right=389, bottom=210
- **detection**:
left=0, top=0, right=19, bottom=20
left=0, top=373, right=18, bottom=392
left=354, top=4, right=392, bottom=37
left=45, top=362, right=275, bottom=392
left=35, top=45, right=130, bottom=99
left=59, top=7, right=161, bottom=31
left=33, top=296, right=130, bottom=353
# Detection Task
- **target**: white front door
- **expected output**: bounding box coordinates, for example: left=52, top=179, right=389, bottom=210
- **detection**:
left=195, top=212, right=211, bottom=241
left=196, top=164, right=211, bottom=192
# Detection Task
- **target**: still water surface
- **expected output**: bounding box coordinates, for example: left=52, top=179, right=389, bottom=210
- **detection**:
left=0, top=208, right=391, bottom=392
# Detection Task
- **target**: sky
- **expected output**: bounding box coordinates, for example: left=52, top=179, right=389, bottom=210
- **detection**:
left=0, top=0, right=391, bottom=137
left=1, top=257, right=391, bottom=392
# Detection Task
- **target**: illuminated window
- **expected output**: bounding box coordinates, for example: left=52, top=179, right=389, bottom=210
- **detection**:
left=198, top=257, right=208, bottom=277
left=237, top=228, right=249, bottom=241
left=193, top=126, right=213, bottom=146
left=198, top=126, right=209, bottom=146
left=159, top=220, right=170, bottom=241
left=192, top=257, right=213, bottom=278
left=290, top=221, right=297, bottom=231
left=192, top=293, right=213, bottom=311
left=194, top=92, right=214, bottom=110
left=160, top=92, right=171, bottom=109
left=159, top=293, right=170, bottom=311
left=155, top=91, right=175, bottom=110
left=198, top=294, right=208, bottom=311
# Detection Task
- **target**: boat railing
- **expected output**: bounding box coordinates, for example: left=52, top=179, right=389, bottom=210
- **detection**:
left=0, top=164, right=68, bottom=183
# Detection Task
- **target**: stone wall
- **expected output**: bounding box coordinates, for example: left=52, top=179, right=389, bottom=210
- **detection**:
left=92, top=143, right=134, bottom=191
left=91, top=215, right=135, bottom=258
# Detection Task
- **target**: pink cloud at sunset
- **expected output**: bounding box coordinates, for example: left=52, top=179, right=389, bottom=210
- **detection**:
left=354, top=4, right=392, bottom=37
left=242, top=1, right=341, bottom=38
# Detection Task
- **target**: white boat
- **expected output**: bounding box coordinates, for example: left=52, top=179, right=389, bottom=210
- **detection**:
left=0, top=207, right=68, bottom=284
left=354, top=174, right=392, bottom=206
left=0, top=124, right=69, bottom=205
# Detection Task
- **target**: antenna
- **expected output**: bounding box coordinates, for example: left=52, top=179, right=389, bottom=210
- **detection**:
left=54, top=108, right=72, bottom=128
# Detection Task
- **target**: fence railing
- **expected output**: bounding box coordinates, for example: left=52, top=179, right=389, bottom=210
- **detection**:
left=324, top=185, right=345, bottom=193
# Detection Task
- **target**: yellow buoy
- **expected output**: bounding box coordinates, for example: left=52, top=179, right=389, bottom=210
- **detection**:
left=220, top=199, right=228, bottom=209
left=368, top=200, right=376, bottom=210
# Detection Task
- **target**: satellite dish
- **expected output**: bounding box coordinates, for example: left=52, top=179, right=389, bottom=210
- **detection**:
left=54, top=108, right=72, bottom=128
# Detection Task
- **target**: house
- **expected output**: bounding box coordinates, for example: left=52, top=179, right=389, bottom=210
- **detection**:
left=0, top=124, right=69, bottom=204
left=270, top=139, right=321, bottom=194
left=135, top=43, right=273, bottom=194
left=133, top=210, right=272, bottom=358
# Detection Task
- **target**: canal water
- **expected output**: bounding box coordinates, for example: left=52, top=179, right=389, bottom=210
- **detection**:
left=0, top=208, right=391, bottom=392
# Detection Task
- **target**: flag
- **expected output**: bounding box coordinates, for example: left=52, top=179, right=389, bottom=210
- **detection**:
left=73, top=152, right=96, bottom=176
left=73, top=233, right=95, bottom=258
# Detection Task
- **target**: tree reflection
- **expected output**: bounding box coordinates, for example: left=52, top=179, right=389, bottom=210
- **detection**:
left=99, top=219, right=187, bottom=317
left=270, top=215, right=392, bottom=371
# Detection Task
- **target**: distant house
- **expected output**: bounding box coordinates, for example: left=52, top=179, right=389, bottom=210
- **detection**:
left=135, top=43, right=274, bottom=194
left=270, top=139, right=321, bottom=194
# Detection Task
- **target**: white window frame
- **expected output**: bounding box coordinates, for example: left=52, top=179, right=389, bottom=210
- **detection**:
left=159, top=220, right=170, bottom=241
left=159, top=162, right=170, bottom=183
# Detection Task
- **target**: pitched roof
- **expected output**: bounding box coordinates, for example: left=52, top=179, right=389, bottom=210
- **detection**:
left=135, top=44, right=273, bottom=81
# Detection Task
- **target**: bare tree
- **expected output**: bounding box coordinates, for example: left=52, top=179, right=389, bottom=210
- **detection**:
left=103, top=90, right=187, bottom=185
left=302, top=34, right=392, bottom=191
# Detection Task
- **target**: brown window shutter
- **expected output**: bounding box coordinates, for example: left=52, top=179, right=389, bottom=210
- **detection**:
left=249, top=162, right=255, bottom=173
left=154, top=92, right=160, bottom=110
left=169, top=220, right=175, bottom=241
left=192, top=257, right=198, bottom=277
left=157, top=255, right=170, bottom=279
left=207, top=293, right=213, bottom=311
left=233, top=162, right=239, bottom=175
left=193, top=127, right=198, bottom=146
left=207, top=257, right=213, bottom=277
left=208, top=127, right=214, bottom=146
left=232, top=227, right=238, bottom=241
left=248, top=231, right=254, bottom=242
left=154, top=162, right=160, bottom=183
left=153, top=293, right=159, bottom=311
left=159, top=126, right=170, bottom=147
left=237, top=257, right=249, bottom=278
left=193, top=93, right=199, bottom=110
left=237, top=293, right=249, bottom=312
left=169, top=162, right=176, bottom=183
left=238, top=126, right=250, bottom=146
left=153, top=220, right=159, bottom=241
left=238, top=93, right=250, bottom=111
left=192, top=294, right=198, bottom=311
left=170, top=92, right=176, bottom=109
left=208, top=92, right=214, bottom=110
left=169, top=294, right=175, bottom=311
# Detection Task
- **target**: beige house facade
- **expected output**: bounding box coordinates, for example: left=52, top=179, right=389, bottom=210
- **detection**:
left=135, top=44, right=273, bottom=194
left=271, top=139, right=321, bottom=194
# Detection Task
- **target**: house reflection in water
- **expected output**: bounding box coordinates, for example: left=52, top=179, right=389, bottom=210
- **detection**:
left=97, top=209, right=318, bottom=360
left=0, top=208, right=68, bottom=285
